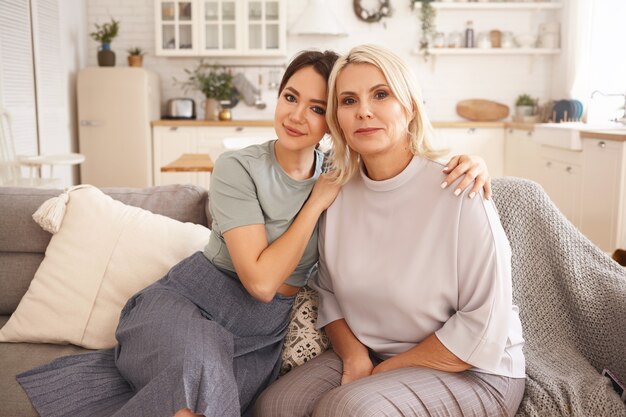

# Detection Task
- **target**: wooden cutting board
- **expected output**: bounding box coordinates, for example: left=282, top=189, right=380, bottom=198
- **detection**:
left=456, top=99, right=510, bottom=121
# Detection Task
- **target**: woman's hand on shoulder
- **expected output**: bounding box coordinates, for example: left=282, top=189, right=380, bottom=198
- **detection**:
left=307, top=172, right=341, bottom=213
left=341, top=354, right=374, bottom=385
left=441, top=155, right=492, bottom=200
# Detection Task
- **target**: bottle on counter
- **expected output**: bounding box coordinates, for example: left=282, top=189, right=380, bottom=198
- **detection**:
left=465, top=20, right=474, bottom=48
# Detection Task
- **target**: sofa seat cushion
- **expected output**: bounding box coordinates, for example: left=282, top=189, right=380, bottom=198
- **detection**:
left=0, top=315, right=91, bottom=417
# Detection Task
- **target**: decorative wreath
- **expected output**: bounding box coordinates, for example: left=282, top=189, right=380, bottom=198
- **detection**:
left=353, top=0, right=392, bottom=23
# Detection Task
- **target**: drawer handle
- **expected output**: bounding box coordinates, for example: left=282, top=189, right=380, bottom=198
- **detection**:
left=546, top=161, right=552, bottom=167
left=508, top=129, right=513, bottom=134
left=236, top=127, right=244, bottom=132
left=169, top=127, right=178, bottom=131
left=566, top=166, right=572, bottom=173
left=598, top=141, right=606, bottom=148
left=467, top=128, right=476, bottom=134
left=527, top=131, right=532, bottom=137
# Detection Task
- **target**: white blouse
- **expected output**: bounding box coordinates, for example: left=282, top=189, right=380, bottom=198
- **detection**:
left=311, top=156, right=526, bottom=378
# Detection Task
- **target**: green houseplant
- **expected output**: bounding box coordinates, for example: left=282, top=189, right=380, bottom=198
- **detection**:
left=177, top=61, right=233, bottom=120
left=515, top=94, right=537, bottom=117
left=126, top=47, right=146, bottom=67
left=90, top=18, right=120, bottom=67
left=410, top=0, right=436, bottom=59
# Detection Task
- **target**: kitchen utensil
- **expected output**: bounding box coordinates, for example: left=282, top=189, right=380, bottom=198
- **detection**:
left=514, top=34, right=536, bottom=48
left=490, top=30, right=502, bottom=48
left=552, top=100, right=577, bottom=122
left=456, top=99, right=510, bottom=121
left=255, top=74, right=267, bottom=110
left=232, top=73, right=259, bottom=106
left=500, top=31, right=514, bottom=48
left=164, top=98, right=196, bottom=119
left=572, top=99, right=583, bottom=121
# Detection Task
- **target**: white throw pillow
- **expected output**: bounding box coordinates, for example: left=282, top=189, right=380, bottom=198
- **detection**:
left=0, top=186, right=210, bottom=348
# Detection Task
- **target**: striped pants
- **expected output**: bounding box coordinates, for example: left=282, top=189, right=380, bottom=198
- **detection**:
left=254, top=350, right=525, bottom=417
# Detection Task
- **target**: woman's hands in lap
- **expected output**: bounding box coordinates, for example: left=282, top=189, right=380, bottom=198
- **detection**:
left=341, top=355, right=374, bottom=385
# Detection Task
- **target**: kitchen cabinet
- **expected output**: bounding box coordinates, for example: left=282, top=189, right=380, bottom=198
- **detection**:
left=580, top=138, right=626, bottom=253
left=153, top=124, right=276, bottom=188
left=504, top=128, right=542, bottom=182
left=155, top=0, right=286, bottom=57
left=536, top=145, right=583, bottom=227
left=433, top=127, right=504, bottom=178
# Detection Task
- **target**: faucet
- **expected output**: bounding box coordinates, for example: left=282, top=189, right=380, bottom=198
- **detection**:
left=590, top=90, right=626, bottom=124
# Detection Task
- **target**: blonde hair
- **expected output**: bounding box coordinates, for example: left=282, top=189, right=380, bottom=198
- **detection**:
left=326, top=44, right=441, bottom=185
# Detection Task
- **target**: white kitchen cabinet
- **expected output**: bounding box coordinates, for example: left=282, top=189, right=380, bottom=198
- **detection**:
left=433, top=127, right=504, bottom=178
left=155, top=0, right=197, bottom=55
left=536, top=145, right=583, bottom=227
left=155, top=0, right=286, bottom=57
left=153, top=125, right=276, bottom=188
left=580, top=138, right=626, bottom=252
left=153, top=126, right=198, bottom=186
left=504, top=128, right=542, bottom=183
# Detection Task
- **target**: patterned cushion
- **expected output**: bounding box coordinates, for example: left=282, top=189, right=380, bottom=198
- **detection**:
left=280, top=286, right=330, bottom=376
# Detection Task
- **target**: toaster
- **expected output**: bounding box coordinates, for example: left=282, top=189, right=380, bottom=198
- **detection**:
left=164, top=98, right=196, bottom=119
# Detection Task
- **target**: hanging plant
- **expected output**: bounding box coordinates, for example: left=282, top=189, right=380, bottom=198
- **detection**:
left=410, top=0, right=436, bottom=60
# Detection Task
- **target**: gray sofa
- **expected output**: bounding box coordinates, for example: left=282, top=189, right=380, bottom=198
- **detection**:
left=1, top=179, right=626, bottom=417
left=0, top=185, right=210, bottom=417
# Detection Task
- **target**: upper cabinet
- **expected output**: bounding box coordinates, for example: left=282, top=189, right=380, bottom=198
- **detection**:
left=155, top=0, right=286, bottom=57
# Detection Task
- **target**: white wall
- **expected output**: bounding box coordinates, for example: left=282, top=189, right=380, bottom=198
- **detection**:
left=41, top=0, right=88, bottom=186
left=84, top=0, right=560, bottom=121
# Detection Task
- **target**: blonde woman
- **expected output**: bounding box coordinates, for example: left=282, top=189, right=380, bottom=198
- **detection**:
left=254, top=45, right=525, bottom=417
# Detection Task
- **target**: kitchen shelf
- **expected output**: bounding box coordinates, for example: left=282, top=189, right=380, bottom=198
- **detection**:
left=411, top=48, right=560, bottom=55
left=416, top=2, right=562, bottom=10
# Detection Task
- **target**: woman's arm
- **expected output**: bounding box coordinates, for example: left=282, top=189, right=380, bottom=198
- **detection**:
left=441, top=155, right=492, bottom=199
left=325, top=319, right=374, bottom=385
left=371, top=333, right=471, bottom=375
left=224, top=173, right=340, bottom=302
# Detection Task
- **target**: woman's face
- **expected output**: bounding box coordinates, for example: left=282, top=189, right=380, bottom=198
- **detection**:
left=335, top=63, right=409, bottom=158
left=274, top=66, right=329, bottom=152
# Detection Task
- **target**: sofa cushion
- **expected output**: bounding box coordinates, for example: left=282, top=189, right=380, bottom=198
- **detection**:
left=0, top=315, right=90, bottom=417
left=0, top=185, right=210, bottom=315
left=280, top=286, right=330, bottom=376
left=0, top=186, right=210, bottom=348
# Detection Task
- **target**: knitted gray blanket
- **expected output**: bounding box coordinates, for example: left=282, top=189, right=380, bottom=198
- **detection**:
left=492, top=178, right=626, bottom=417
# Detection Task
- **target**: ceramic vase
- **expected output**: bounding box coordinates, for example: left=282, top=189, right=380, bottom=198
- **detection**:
left=97, top=43, right=116, bottom=67
left=205, top=98, right=220, bottom=121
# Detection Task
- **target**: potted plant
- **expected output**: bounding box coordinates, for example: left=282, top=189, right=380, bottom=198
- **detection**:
left=90, top=18, right=120, bottom=67
left=410, top=0, right=436, bottom=59
left=177, top=61, right=233, bottom=121
left=127, top=47, right=145, bottom=67
left=515, top=94, right=537, bottom=117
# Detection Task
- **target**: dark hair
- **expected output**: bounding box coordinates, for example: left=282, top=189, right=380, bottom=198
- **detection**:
left=277, top=50, right=340, bottom=96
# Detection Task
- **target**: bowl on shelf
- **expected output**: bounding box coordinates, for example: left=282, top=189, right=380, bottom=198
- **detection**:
left=514, top=34, right=537, bottom=48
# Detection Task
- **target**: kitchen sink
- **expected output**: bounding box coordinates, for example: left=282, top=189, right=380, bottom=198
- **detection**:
left=533, top=122, right=626, bottom=150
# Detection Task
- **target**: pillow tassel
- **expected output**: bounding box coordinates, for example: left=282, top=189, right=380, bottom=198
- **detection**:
left=32, top=185, right=91, bottom=234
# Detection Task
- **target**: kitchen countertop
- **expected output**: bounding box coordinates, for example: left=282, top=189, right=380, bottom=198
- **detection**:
left=152, top=120, right=511, bottom=128
left=152, top=120, right=274, bottom=127
left=579, top=130, right=626, bottom=142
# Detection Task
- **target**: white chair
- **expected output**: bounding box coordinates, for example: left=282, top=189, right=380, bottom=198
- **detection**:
left=0, top=108, right=84, bottom=188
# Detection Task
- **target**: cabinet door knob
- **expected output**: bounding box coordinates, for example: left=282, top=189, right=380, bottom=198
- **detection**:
left=565, top=166, right=572, bottom=173
left=508, top=129, right=513, bottom=134
left=236, top=127, right=244, bottom=132
left=598, top=141, right=606, bottom=148
left=527, top=131, right=532, bottom=137
left=546, top=161, right=552, bottom=167
left=467, top=128, right=476, bottom=134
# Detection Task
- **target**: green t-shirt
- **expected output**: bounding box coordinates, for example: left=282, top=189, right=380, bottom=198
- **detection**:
left=204, top=140, right=323, bottom=287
